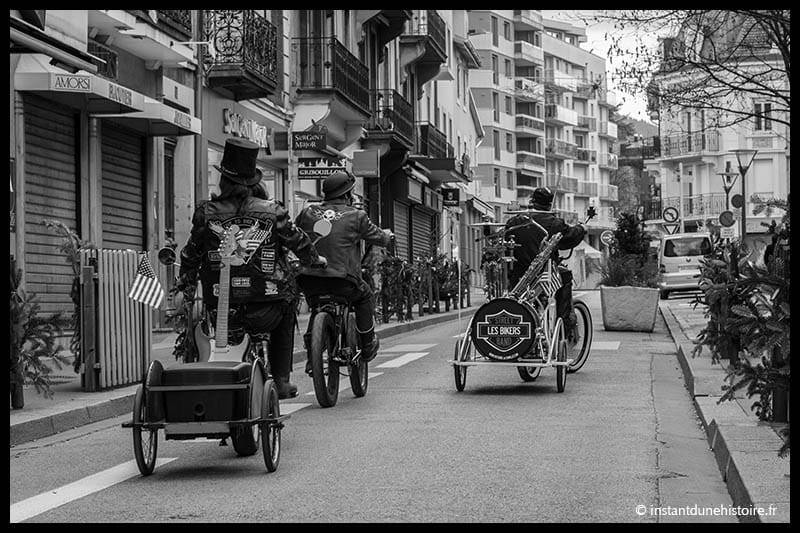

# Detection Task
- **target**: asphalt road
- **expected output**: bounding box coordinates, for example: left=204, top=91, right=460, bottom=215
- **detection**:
left=10, top=291, right=736, bottom=523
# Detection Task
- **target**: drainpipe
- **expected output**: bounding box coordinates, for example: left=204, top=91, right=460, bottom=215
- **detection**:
left=193, top=10, right=205, bottom=208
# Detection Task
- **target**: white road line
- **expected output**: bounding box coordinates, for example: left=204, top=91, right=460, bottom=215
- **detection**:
left=375, top=352, right=429, bottom=369
left=382, top=344, right=437, bottom=353
left=10, top=458, right=177, bottom=523
left=279, top=403, right=313, bottom=415
left=304, top=372, right=383, bottom=395
left=573, top=291, right=587, bottom=298
left=592, top=341, right=621, bottom=350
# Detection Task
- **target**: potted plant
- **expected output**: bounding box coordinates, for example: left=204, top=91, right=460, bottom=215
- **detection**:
left=599, top=212, right=661, bottom=332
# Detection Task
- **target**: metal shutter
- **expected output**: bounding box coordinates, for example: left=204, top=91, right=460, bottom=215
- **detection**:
left=393, top=200, right=409, bottom=261
left=101, top=122, right=144, bottom=250
left=411, top=207, right=433, bottom=260
left=23, top=94, right=78, bottom=316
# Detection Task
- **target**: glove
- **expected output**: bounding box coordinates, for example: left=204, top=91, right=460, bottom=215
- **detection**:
left=383, top=229, right=395, bottom=240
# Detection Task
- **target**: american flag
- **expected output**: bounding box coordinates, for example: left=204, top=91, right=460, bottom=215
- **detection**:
left=237, top=223, right=269, bottom=254
left=127, top=253, right=165, bottom=309
left=538, top=260, right=562, bottom=299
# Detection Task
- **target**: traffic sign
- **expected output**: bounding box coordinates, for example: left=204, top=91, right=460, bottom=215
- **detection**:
left=662, top=206, right=679, bottom=223
left=663, top=223, right=680, bottom=235
left=730, top=194, right=744, bottom=209
left=600, top=230, right=614, bottom=247
left=718, top=210, right=735, bottom=227
left=720, top=226, right=737, bottom=239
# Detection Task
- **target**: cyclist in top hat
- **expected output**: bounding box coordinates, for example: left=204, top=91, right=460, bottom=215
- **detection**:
left=505, top=186, right=587, bottom=339
left=176, top=137, right=326, bottom=399
left=295, top=170, right=393, bottom=371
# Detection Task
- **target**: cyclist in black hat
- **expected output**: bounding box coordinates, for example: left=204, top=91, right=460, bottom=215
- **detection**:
left=295, top=170, right=393, bottom=370
left=505, top=187, right=587, bottom=339
left=175, top=137, right=325, bottom=399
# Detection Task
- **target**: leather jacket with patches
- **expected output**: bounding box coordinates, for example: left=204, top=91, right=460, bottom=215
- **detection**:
left=178, top=196, right=319, bottom=306
left=295, top=199, right=391, bottom=285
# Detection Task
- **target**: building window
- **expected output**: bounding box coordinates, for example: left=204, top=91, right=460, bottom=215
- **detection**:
left=491, top=16, right=498, bottom=47
left=493, top=92, right=499, bottom=121
left=503, top=21, right=511, bottom=41
left=534, top=32, right=540, bottom=47
left=504, top=58, right=512, bottom=78
left=456, top=66, right=462, bottom=101
left=754, top=102, right=772, bottom=131
left=492, top=55, right=499, bottom=84
left=494, top=168, right=501, bottom=196
left=505, top=133, right=513, bottom=152
left=494, top=205, right=502, bottom=221
left=506, top=170, right=513, bottom=189
left=493, top=130, right=500, bottom=160
left=505, top=95, right=512, bottom=114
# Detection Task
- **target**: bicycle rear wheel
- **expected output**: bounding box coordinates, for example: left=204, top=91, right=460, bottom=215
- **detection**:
left=347, top=312, right=368, bottom=397
left=567, top=300, right=592, bottom=373
left=310, top=312, right=340, bottom=407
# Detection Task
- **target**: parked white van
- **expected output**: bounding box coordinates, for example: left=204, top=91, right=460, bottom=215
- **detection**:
left=657, top=232, right=713, bottom=299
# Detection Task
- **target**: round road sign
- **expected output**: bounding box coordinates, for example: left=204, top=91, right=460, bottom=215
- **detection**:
left=718, top=210, right=735, bottom=227
left=662, top=206, right=679, bottom=223
left=600, top=230, right=614, bottom=246
left=731, top=194, right=744, bottom=209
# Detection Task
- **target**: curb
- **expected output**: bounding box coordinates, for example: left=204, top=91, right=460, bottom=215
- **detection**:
left=658, top=304, right=791, bottom=523
left=10, top=308, right=472, bottom=447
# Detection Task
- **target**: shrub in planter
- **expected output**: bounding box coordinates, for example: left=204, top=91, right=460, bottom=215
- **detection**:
left=599, top=213, right=661, bottom=332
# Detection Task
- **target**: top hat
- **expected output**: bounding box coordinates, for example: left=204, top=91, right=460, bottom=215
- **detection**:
left=322, top=170, right=356, bottom=200
left=214, top=138, right=262, bottom=186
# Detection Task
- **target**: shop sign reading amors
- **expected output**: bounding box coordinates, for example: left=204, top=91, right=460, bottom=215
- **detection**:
left=51, top=74, right=92, bottom=92
left=223, top=108, right=272, bottom=152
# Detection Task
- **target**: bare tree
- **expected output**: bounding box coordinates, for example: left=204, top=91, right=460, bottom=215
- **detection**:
left=583, top=10, right=790, bottom=132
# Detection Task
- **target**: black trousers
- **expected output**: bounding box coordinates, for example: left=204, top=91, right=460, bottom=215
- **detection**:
left=297, top=275, right=375, bottom=341
left=508, top=267, right=574, bottom=323
left=208, top=301, right=295, bottom=378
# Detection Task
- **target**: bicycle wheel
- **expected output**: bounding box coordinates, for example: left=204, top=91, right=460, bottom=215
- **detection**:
left=132, top=385, right=158, bottom=476
left=567, top=300, right=593, bottom=374
left=231, top=360, right=264, bottom=457
left=454, top=339, right=467, bottom=391
left=261, top=379, right=281, bottom=472
left=555, top=326, right=567, bottom=393
left=310, top=312, right=340, bottom=407
left=517, top=365, right=541, bottom=382
left=347, top=313, right=368, bottom=397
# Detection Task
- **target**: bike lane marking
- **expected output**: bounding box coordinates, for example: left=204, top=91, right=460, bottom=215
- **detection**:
left=10, top=458, right=177, bottom=523
left=304, top=372, right=384, bottom=396
left=381, top=344, right=437, bottom=353
left=375, top=352, right=429, bottom=369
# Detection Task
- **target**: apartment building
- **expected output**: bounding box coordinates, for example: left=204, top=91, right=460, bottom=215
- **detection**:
left=467, top=11, right=620, bottom=249
left=644, top=11, right=789, bottom=249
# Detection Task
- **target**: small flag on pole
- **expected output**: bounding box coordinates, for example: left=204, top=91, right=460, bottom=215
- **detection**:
left=128, top=253, right=165, bottom=309
left=538, top=261, right=563, bottom=299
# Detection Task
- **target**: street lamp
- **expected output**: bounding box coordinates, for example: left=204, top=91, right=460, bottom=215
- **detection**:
left=716, top=170, right=739, bottom=211
left=730, top=148, right=758, bottom=242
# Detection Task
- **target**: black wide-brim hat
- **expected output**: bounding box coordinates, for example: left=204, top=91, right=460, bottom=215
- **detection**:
left=214, top=137, right=262, bottom=186
left=322, top=170, right=356, bottom=200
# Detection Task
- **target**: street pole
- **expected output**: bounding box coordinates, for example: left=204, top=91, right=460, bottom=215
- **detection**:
left=287, top=120, right=297, bottom=220
left=677, top=162, right=685, bottom=233
left=739, top=163, right=746, bottom=245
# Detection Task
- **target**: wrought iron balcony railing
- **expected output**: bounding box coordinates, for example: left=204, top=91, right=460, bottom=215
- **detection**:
left=292, top=37, right=370, bottom=115
left=598, top=152, right=619, bottom=169
left=574, top=147, right=597, bottom=164
left=405, top=10, right=446, bottom=60
left=661, top=131, right=720, bottom=157
left=598, top=183, right=619, bottom=201
left=576, top=115, right=596, bottom=130
left=416, top=122, right=453, bottom=159
left=157, top=10, right=192, bottom=41
left=88, top=40, right=118, bottom=80
left=205, top=10, right=279, bottom=100
left=366, top=89, right=415, bottom=146
left=655, top=193, right=728, bottom=220
left=515, top=114, right=545, bottom=132
left=545, top=139, right=578, bottom=159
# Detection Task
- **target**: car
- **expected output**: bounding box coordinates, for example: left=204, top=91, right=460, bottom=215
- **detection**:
left=657, top=232, right=712, bottom=300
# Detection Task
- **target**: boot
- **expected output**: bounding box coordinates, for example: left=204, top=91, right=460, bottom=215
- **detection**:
left=359, top=333, right=380, bottom=363
left=275, top=375, right=298, bottom=399
left=303, top=332, right=313, bottom=375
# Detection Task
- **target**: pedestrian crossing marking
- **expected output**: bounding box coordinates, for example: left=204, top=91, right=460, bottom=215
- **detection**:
left=592, top=341, right=620, bottom=350
left=10, top=458, right=178, bottom=523
left=304, top=372, right=383, bottom=395
left=382, top=344, right=437, bottom=353
left=279, top=402, right=313, bottom=415
left=376, top=352, right=429, bottom=368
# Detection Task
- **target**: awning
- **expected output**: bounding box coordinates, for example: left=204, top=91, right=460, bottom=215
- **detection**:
left=404, top=161, right=430, bottom=185
left=14, top=54, right=145, bottom=114
left=467, top=196, right=494, bottom=218
left=10, top=16, right=100, bottom=74
left=93, top=97, right=201, bottom=136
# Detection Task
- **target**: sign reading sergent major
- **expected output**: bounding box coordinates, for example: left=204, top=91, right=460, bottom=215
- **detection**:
left=292, top=131, right=326, bottom=151
left=297, top=156, right=347, bottom=179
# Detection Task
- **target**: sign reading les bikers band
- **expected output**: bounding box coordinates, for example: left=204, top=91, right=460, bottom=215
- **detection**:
left=470, top=298, right=536, bottom=360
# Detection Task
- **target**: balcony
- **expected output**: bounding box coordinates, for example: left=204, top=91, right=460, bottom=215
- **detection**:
left=545, top=173, right=578, bottom=193
left=514, top=77, right=544, bottom=101
left=599, top=89, right=618, bottom=107
left=517, top=151, right=546, bottom=171
left=515, top=114, right=545, bottom=136
left=514, top=40, right=544, bottom=66
left=416, top=122, right=453, bottom=159
left=513, top=10, right=542, bottom=29
left=88, top=40, right=118, bottom=80
left=155, top=10, right=192, bottom=41
left=575, top=80, right=598, bottom=99
left=544, top=69, right=579, bottom=92
left=555, top=209, right=579, bottom=225
left=573, top=147, right=597, bottom=165
left=661, top=131, right=721, bottom=158
left=545, top=139, right=578, bottom=159
left=599, top=183, right=619, bottom=202
left=575, top=115, right=596, bottom=131
left=88, top=10, right=195, bottom=65
left=545, top=104, right=578, bottom=126
left=576, top=180, right=598, bottom=197
left=598, top=152, right=619, bottom=170
left=400, top=10, right=447, bottom=88
left=292, top=37, right=370, bottom=116
left=655, top=193, right=728, bottom=221
left=364, top=89, right=415, bottom=148
left=598, top=121, right=618, bottom=139
left=206, top=10, right=279, bottom=101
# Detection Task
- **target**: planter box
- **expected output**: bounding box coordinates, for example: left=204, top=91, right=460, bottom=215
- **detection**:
left=600, top=285, right=659, bottom=332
